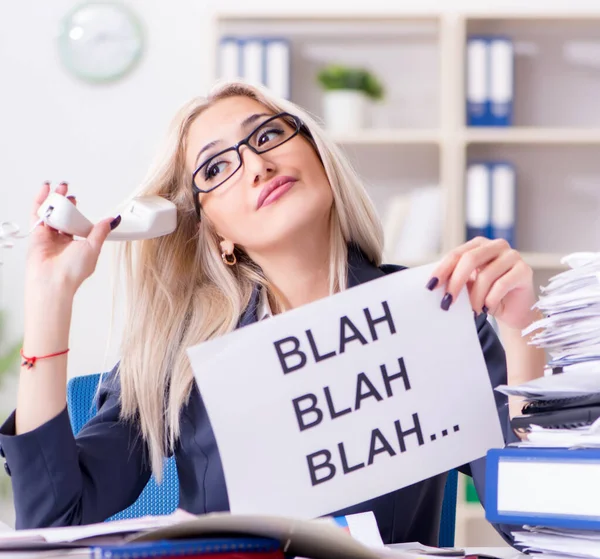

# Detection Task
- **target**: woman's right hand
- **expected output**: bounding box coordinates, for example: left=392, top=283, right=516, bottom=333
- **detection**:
left=26, top=181, right=120, bottom=297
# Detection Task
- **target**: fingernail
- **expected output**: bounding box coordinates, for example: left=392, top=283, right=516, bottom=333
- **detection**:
left=441, top=293, right=453, bottom=311
left=43, top=181, right=51, bottom=185
left=482, top=305, right=489, bottom=314
left=426, top=277, right=439, bottom=291
left=110, top=215, right=121, bottom=230
left=59, top=181, right=68, bottom=186
left=67, top=195, right=76, bottom=201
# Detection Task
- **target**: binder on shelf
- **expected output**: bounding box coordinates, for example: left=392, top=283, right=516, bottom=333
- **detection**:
left=218, top=36, right=291, bottom=100
left=264, top=38, right=291, bottom=100
left=241, top=38, right=265, bottom=88
left=490, top=162, right=516, bottom=247
left=466, top=37, right=490, bottom=126
left=218, top=37, right=242, bottom=81
left=465, top=162, right=492, bottom=240
left=485, top=447, right=600, bottom=531
left=466, top=36, right=514, bottom=126
left=489, top=37, right=514, bottom=126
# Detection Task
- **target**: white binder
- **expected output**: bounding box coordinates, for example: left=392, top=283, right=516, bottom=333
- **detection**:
left=466, top=38, right=489, bottom=126
left=219, top=37, right=241, bottom=81
left=241, top=39, right=264, bottom=87
left=489, top=38, right=514, bottom=126
left=490, top=163, right=516, bottom=246
left=265, top=39, right=291, bottom=99
left=466, top=163, right=491, bottom=240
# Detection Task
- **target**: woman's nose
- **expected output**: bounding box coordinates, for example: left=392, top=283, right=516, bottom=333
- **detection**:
left=239, top=146, right=275, bottom=183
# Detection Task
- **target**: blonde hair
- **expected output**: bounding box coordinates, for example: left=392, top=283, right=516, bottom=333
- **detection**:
left=116, top=80, right=384, bottom=480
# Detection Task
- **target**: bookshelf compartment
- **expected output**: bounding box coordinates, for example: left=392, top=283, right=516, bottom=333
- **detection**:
left=343, top=143, right=440, bottom=212
left=339, top=144, right=443, bottom=265
left=465, top=18, right=600, bottom=128
left=466, top=144, right=600, bottom=255
left=216, top=17, right=442, bottom=130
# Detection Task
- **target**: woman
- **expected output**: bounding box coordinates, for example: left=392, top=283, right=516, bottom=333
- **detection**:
left=0, top=81, right=544, bottom=544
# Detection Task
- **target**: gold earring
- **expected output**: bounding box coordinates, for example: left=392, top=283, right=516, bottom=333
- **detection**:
left=220, top=240, right=236, bottom=266
left=221, top=252, right=237, bottom=266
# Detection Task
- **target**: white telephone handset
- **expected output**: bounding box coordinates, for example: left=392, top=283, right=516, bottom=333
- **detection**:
left=36, top=192, right=177, bottom=241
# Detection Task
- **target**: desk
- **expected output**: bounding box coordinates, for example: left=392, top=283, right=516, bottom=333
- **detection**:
left=464, top=548, right=526, bottom=559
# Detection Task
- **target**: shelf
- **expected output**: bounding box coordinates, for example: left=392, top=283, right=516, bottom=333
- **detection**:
left=332, top=129, right=441, bottom=145
left=522, top=252, right=568, bottom=270
left=215, top=10, right=441, bottom=23
left=464, top=128, right=600, bottom=145
left=393, top=253, right=567, bottom=271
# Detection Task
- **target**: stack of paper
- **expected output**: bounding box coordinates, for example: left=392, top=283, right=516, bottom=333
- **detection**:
left=513, top=526, right=600, bottom=559
left=526, top=251, right=600, bottom=375
left=491, top=252, right=600, bottom=557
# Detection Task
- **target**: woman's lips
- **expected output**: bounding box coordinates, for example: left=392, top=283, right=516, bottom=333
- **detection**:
left=257, top=177, right=298, bottom=209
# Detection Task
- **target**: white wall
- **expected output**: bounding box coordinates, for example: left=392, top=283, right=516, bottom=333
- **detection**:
left=3, top=0, right=600, bottom=382
left=0, top=0, right=212, bottom=379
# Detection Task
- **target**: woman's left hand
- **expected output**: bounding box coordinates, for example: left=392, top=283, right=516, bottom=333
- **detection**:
left=426, top=237, right=537, bottom=330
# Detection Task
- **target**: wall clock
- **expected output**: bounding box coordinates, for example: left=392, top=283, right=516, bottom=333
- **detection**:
left=58, top=1, right=145, bottom=84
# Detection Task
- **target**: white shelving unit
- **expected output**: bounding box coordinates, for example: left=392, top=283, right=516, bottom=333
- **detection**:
left=209, top=9, right=600, bottom=278
left=464, top=127, right=600, bottom=144
left=208, top=8, right=599, bottom=546
left=331, top=129, right=441, bottom=145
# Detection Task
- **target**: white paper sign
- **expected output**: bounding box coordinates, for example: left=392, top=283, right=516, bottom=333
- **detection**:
left=187, top=264, right=505, bottom=519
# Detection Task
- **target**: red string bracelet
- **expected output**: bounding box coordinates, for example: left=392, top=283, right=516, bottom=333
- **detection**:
left=20, top=348, right=69, bottom=369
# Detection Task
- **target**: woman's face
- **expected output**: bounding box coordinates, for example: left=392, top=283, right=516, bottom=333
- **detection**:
left=186, top=96, right=333, bottom=254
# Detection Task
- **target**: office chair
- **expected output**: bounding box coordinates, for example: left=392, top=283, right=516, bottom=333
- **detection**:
left=67, top=374, right=457, bottom=543
left=66, top=373, right=179, bottom=521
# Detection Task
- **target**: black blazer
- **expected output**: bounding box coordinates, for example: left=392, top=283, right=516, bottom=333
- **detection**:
left=0, top=245, right=519, bottom=545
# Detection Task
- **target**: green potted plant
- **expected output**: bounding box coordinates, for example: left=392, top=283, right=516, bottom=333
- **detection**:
left=316, top=64, right=384, bottom=133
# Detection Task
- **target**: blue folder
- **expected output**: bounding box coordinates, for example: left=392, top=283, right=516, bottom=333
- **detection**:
left=485, top=447, right=600, bottom=531
left=91, top=536, right=280, bottom=559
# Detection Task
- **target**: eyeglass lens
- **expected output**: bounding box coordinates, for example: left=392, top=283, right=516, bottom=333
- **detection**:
left=195, top=115, right=297, bottom=192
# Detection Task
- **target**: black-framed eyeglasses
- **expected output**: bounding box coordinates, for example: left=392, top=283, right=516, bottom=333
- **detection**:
left=191, top=112, right=306, bottom=214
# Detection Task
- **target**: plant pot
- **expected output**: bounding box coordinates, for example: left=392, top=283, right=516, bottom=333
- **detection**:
left=322, top=90, right=367, bottom=134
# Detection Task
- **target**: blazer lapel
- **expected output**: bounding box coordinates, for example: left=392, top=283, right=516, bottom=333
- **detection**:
left=347, top=243, right=386, bottom=288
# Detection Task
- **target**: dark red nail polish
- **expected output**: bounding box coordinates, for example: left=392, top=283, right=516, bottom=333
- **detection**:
left=441, top=293, right=453, bottom=311
left=110, top=215, right=121, bottom=230
left=426, top=277, right=439, bottom=291
left=482, top=305, right=489, bottom=314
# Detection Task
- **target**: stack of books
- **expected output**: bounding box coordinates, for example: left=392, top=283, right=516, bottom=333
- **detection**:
left=485, top=252, right=600, bottom=558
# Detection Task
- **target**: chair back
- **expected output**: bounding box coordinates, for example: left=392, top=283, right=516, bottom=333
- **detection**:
left=66, top=373, right=179, bottom=521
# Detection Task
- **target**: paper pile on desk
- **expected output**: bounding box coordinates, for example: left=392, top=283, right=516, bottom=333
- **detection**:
left=513, top=526, right=600, bottom=559
left=492, top=253, right=600, bottom=557
left=0, top=511, right=436, bottom=559
left=495, top=252, right=600, bottom=448
left=525, top=251, right=600, bottom=376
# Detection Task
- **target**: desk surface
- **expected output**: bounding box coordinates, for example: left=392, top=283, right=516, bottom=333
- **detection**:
left=464, top=547, right=526, bottom=558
